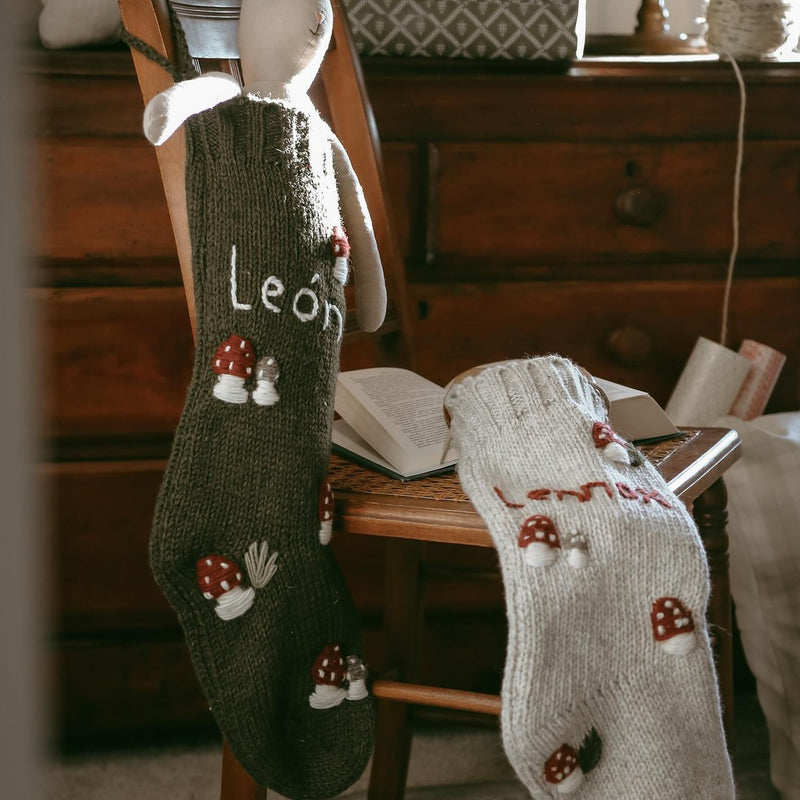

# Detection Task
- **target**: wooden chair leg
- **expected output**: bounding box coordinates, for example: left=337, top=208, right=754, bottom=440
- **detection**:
left=220, top=741, right=266, bottom=800
left=693, top=477, right=734, bottom=740
left=368, top=538, right=423, bottom=800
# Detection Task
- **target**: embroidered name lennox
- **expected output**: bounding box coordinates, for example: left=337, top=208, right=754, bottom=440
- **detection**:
left=493, top=482, right=673, bottom=509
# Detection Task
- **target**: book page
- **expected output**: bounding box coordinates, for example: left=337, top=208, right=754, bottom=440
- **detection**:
left=594, top=377, right=678, bottom=442
left=336, top=368, right=456, bottom=473
left=341, top=369, right=449, bottom=449
left=332, top=420, right=457, bottom=480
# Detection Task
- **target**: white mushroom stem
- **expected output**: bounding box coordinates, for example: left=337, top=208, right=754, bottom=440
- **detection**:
left=567, top=547, right=589, bottom=569
left=601, top=440, right=630, bottom=465
left=309, top=684, right=347, bottom=710
left=556, top=767, right=584, bottom=794
left=524, top=542, right=558, bottom=567
left=660, top=631, right=697, bottom=656
left=333, top=256, right=349, bottom=285
left=214, top=374, right=249, bottom=404
left=319, top=518, right=333, bottom=545
left=214, top=585, right=255, bottom=620
left=252, top=380, right=279, bottom=407
left=347, top=678, right=368, bottom=701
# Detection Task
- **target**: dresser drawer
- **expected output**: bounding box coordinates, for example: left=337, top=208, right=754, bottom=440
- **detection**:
left=38, top=287, right=194, bottom=446
left=428, top=141, right=800, bottom=270
left=46, top=461, right=172, bottom=633
left=53, top=637, right=211, bottom=739
left=411, top=277, right=800, bottom=410
left=37, top=139, right=175, bottom=262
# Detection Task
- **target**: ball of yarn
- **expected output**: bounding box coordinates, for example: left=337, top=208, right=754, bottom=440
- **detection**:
left=705, top=0, right=798, bottom=59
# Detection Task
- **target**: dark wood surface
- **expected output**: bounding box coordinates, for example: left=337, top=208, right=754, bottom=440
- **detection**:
left=31, top=45, right=799, bottom=740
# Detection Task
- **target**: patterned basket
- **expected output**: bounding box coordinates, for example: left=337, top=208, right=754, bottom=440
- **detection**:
left=342, top=0, right=586, bottom=61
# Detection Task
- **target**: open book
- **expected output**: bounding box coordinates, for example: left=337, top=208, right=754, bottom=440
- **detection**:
left=594, top=377, right=679, bottom=443
left=332, top=367, right=679, bottom=481
left=333, top=368, right=458, bottom=480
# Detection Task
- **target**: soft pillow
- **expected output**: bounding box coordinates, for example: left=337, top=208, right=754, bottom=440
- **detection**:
left=39, top=0, right=121, bottom=49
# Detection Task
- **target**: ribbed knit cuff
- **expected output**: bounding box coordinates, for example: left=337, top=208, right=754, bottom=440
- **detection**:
left=445, top=357, right=607, bottom=446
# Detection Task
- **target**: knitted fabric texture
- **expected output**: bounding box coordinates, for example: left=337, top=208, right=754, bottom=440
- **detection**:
left=150, top=97, right=373, bottom=800
left=445, top=357, right=735, bottom=799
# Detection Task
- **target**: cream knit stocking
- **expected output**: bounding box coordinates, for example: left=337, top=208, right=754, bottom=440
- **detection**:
left=445, top=357, right=735, bottom=799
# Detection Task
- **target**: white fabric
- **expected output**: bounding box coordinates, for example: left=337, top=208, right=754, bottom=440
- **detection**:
left=717, top=412, right=800, bottom=800
left=38, top=0, right=121, bottom=49
left=143, top=72, right=242, bottom=146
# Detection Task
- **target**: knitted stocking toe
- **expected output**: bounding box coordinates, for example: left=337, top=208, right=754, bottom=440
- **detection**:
left=446, top=357, right=734, bottom=800
left=151, top=98, right=372, bottom=799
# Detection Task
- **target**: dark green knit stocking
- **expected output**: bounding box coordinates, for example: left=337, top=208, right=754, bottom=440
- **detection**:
left=151, top=96, right=373, bottom=799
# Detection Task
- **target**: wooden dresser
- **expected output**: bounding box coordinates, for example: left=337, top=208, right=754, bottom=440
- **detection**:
left=32, top=48, right=800, bottom=741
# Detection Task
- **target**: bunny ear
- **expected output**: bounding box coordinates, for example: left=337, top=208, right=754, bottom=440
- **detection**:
left=330, top=137, right=387, bottom=332
left=143, top=72, right=242, bottom=145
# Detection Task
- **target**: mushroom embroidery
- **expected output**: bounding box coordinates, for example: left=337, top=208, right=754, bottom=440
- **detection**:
left=318, top=479, right=334, bottom=545
left=196, top=555, right=255, bottom=620
left=563, top=531, right=589, bottom=568
left=518, top=515, right=561, bottom=567
left=346, top=655, right=369, bottom=701
left=196, top=540, right=278, bottom=621
left=592, top=421, right=633, bottom=466
left=544, top=728, right=602, bottom=794
left=252, top=355, right=280, bottom=406
left=331, top=225, right=350, bottom=285
left=309, top=644, right=348, bottom=709
left=651, top=597, right=696, bottom=655
left=212, top=335, right=255, bottom=404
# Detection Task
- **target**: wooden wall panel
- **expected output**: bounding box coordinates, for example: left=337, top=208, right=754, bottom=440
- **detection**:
left=410, top=277, right=800, bottom=412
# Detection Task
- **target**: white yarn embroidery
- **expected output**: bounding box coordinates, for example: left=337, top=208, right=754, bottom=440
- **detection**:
left=229, top=245, right=253, bottom=311
left=262, top=275, right=285, bottom=314
left=244, top=540, right=279, bottom=589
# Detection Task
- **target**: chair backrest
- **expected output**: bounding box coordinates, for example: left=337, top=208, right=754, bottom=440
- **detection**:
left=118, top=0, right=414, bottom=369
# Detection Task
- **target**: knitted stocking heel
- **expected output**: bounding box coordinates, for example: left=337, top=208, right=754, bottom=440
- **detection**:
left=445, top=357, right=734, bottom=799
left=151, top=98, right=372, bottom=800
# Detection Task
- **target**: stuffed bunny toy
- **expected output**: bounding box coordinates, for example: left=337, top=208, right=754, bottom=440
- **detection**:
left=130, top=2, right=382, bottom=796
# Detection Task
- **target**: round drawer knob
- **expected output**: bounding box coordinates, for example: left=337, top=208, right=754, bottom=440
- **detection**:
left=606, top=326, right=653, bottom=367
left=614, top=186, right=661, bottom=227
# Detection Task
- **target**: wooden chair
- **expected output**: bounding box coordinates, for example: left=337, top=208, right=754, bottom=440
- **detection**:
left=118, top=2, right=742, bottom=799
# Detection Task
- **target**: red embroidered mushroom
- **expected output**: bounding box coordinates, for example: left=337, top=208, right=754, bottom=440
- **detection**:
left=318, top=480, right=334, bottom=545
left=592, top=421, right=631, bottom=465
left=196, top=555, right=255, bottom=620
left=518, top=515, right=561, bottom=567
left=331, top=226, right=350, bottom=285
left=212, top=335, right=255, bottom=404
left=544, top=743, right=584, bottom=794
left=651, top=597, right=696, bottom=655
left=309, top=644, right=348, bottom=709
